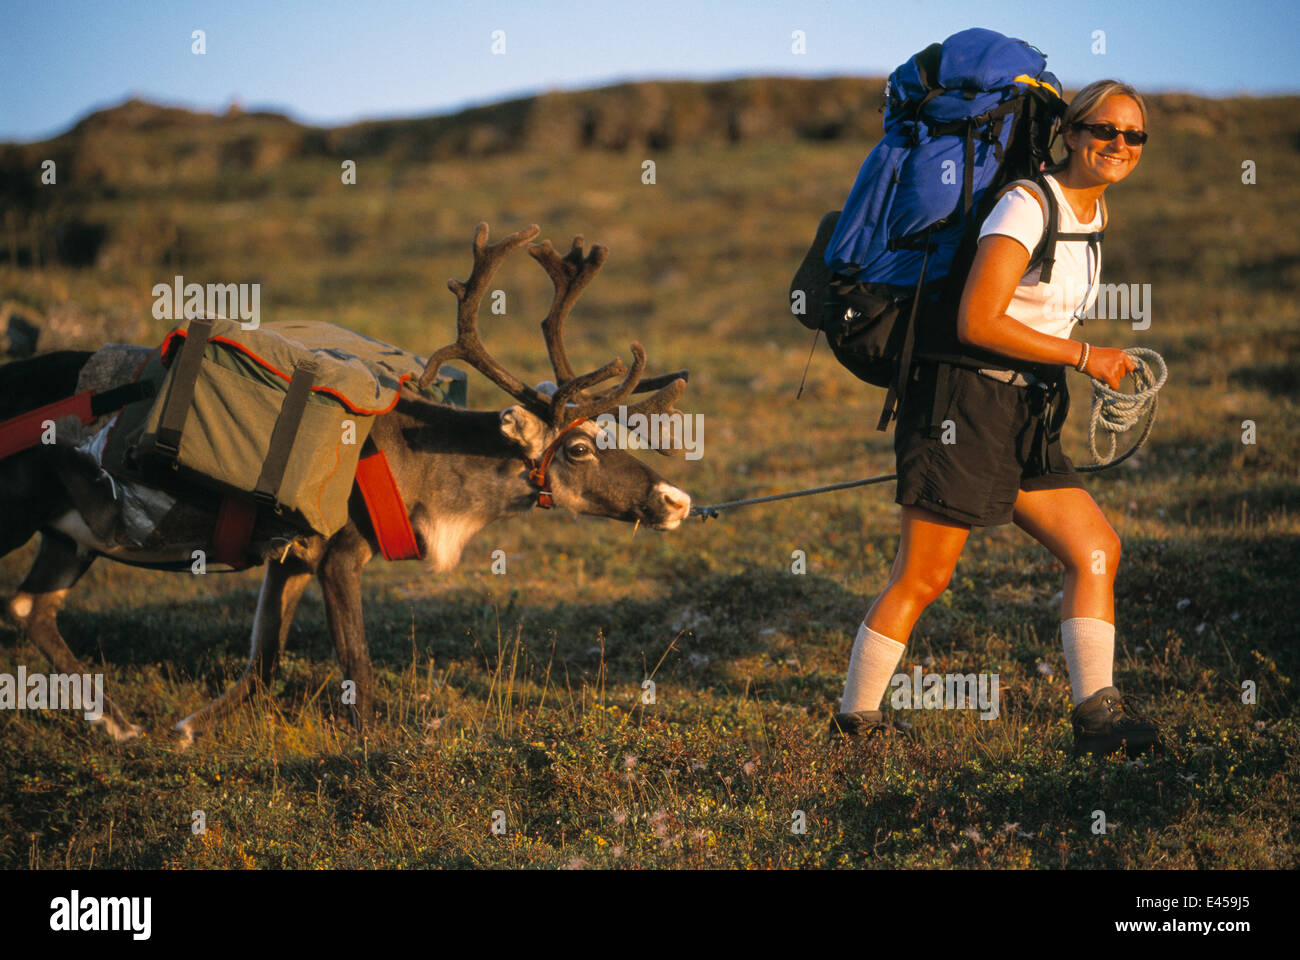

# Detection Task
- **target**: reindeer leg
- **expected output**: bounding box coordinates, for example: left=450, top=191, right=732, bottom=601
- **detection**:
left=6, top=532, right=141, bottom=741
left=172, top=554, right=314, bottom=748
left=0, top=451, right=60, bottom=559
left=317, top=526, right=376, bottom=731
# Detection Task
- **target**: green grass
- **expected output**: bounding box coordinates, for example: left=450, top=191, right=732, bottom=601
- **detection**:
left=2, top=94, right=1299, bottom=868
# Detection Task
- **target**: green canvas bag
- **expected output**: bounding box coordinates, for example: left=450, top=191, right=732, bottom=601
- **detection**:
left=106, top=317, right=465, bottom=537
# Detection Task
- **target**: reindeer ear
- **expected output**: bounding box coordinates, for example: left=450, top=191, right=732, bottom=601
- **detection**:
left=499, top=406, right=547, bottom=459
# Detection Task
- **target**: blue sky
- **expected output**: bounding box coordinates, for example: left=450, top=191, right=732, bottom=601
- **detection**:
left=2, top=0, right=1297, bottom=142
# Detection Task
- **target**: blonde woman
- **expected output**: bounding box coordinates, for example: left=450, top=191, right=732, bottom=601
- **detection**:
left=833, top=80, right=1159, bottom=757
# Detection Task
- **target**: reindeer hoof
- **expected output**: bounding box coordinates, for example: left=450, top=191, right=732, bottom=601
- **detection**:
left=171, top=719, right=197, bottom=750
left=94, top=715, right=143, bottom=742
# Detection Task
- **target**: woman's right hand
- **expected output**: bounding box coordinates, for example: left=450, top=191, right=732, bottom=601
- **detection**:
left=1085, top=346, right=1137, bottom=390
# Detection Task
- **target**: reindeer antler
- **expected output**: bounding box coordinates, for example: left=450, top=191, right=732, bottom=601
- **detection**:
left=423, top=223, right=689, bottom=441
left=529, top=234, right=690, bottom=432
left=419, top=222, right=554, bottom=414
left=529, top=235, right=607, bottom=385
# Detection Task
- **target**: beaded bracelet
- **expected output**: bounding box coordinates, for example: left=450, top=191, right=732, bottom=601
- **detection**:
left=1075, top=342, right=1091, bottom=373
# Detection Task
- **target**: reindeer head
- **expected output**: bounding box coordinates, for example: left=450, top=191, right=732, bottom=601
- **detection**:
left=419, top=223, right=693, bottom=530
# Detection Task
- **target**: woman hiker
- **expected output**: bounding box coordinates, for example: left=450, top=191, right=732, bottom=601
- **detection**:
left=832, top=80, right=1160, bottom=757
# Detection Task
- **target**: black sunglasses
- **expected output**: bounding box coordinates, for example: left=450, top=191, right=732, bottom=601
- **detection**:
left=1072, top=121, right=1149, bottom=146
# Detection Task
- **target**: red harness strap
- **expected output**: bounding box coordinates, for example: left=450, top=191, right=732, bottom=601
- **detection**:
left=0, top=382, right=156, bottom=461
left=526, top=417, right=588, bottom=509
left=355, top=450, right=421, bottom=561
left=0, top=391, right=94, bottom=459
left=212, top=497, right=258, bottom=568
left=355, top=417, right=585, bottom=559
left=209, top=451, right=420, bottom=568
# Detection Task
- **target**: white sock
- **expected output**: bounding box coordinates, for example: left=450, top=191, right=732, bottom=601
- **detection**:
left=1060, top=617, right=1115, bottom=705
left=839, top=623, right=906, bottom=714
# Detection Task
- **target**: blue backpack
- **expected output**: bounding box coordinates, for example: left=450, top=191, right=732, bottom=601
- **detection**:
left=790, top=28, right=1098, bottom=430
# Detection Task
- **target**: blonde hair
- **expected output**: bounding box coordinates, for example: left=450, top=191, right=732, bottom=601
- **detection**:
left=1046, top=80, right=1148, bottom=173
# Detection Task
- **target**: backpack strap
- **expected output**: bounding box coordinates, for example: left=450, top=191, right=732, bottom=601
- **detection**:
left=876, top=227, right=933, bottom=431
left=153, top=318, right=213, bottom=459
left=252, top=357, right=319, bottom=507
left=895, top=98, right=1024, bottom=247
left=1048, top=185, right=1105, bottom=285
left=996, top=178, right=1055, bottom=280
left=995, top=177, right=1104, bottom=284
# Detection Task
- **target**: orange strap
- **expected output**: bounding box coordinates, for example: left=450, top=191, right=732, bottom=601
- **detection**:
left=212, top=497, right=258, bottom=568
left=526, top=417, right=588, bottom=509
left=0, top=380, right=157, bottom=460
left=209, top=451, right=419, bottom=567
left=0, top=382, right=156, bottom=461
left=0, top=392, right=93, bottom=459
left=355, top=450, right=421, bottom=561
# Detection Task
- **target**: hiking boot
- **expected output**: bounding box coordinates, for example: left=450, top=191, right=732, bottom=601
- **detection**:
left=1070, top=685, right=1160, bottom=758
left=829, top=709, right=896, bottom=743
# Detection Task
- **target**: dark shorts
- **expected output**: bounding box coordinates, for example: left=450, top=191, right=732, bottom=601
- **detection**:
left=893, top=362, right=1085, bottom=527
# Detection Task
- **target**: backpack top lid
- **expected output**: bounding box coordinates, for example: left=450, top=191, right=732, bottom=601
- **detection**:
left=886, top=28, right=1061, bottom=129
left=824, top=28, right=1065, bottom=285
left=935, top=28, right=1052, bottom=90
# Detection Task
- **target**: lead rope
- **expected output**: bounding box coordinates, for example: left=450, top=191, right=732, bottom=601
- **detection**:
left=1078, top=346, right=1166, bottom=471
left=691, top=348, right=1167, bottom=519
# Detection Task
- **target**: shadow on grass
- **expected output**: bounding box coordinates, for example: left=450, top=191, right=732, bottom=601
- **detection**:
left=1, top=566, right=869, bottom=685
left=1230, top=361, right=1300, bottom=397
left=3, top=533, right=1296, bottom=728
left=1079, top=428, right=1299, bottom=490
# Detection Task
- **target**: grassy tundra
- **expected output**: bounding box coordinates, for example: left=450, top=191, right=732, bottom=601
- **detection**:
left=0, top=83, right=1297, bottom=868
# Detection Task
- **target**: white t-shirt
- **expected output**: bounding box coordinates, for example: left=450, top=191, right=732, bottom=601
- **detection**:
left=976, top=173, right=1102, bottom=340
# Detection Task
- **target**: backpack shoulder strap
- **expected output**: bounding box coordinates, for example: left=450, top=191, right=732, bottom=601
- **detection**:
left=1045, top=180, right=1106, bottom=284
left=992, top=177, right=1059, bottom=281
left=995, top=176, right=1106, bottom=286
left=998, top=177, right=1049, bottom=215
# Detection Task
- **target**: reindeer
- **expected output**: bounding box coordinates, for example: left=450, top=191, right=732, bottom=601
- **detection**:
left=0, top=223, right=692, bottom=745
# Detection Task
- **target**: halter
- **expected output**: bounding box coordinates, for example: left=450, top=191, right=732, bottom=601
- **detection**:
left=525, top=417, right=589, bottom=509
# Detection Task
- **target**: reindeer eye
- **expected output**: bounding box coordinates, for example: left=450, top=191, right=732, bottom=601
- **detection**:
left=567, top=441, right=593, bottom=459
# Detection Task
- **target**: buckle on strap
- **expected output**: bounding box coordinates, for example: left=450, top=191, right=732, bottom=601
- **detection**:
left=526, top=417, right=589, bottom=509
left=977, top=367, right=1041, bottom=388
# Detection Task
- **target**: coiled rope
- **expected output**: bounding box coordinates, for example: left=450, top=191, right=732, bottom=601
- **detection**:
left=1079, top=346, right=1166, bottom=471
left=691, top=348, right=1166, bottom=519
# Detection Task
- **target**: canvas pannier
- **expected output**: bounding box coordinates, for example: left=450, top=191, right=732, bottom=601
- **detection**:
left=105, top=316, right=462, bottom=538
